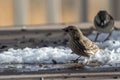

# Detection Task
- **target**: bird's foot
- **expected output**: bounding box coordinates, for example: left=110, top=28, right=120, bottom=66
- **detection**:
left=71, top=59, right=79, bottom=63
left=71, top=56, right=81, bottom=63
left=70, top=52, right=74, bottom=54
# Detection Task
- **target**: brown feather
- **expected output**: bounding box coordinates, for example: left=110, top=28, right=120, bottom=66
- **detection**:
left=63, top=26, right=100, bottom=57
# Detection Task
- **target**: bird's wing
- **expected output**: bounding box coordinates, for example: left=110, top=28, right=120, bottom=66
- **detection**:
left=81, top=36, right=99, bottom=50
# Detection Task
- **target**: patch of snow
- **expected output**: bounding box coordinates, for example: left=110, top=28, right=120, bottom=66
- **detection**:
left=0, top=30, right=120, bottom=70
left=0, top=47, right=78, bottom=64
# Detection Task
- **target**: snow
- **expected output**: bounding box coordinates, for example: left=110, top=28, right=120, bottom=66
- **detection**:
left=0, top=30, right=120, bottom=71
left=0, top=47, right=78, bottom=64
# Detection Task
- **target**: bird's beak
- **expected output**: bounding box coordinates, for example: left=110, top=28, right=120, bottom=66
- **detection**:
left=62, top=27, right=69, bottom=32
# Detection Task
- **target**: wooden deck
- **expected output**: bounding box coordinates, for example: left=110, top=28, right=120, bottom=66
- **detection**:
left=0, top=23, right=119, bottom=80
left=0, top=65, right=119, bottom=80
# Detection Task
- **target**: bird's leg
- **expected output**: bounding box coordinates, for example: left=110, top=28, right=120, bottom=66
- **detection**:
left=71, top=56, right=81, bottom=63
left=94, top=33, right=100, bottom=42
left=104, top=32, right=112, bottom=41
left=71, top=52, right=74, bottom=54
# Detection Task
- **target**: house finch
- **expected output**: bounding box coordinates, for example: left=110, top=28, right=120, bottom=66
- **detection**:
left=63, top=26, right=100, bottom=64
left=94, top=10, right=115, bottom=42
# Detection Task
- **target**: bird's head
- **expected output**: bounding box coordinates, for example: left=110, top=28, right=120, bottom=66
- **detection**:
left=62, top=26, right=83, bottom=39
left=95, top=10, right=112, bottom=27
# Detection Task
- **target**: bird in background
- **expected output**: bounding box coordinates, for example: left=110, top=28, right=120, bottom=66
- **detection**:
left=63, top=26, right=100, bottom=64
left=94, top=10, right=115, bottom=42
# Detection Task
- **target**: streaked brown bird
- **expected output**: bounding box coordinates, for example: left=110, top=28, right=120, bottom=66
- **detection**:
left=63, top=26, right=100, bottom=64
left=94, top=10, right=115, bottom=42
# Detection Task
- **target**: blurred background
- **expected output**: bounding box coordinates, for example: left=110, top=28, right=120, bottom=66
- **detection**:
left=0, top=0, right=120, bottom=27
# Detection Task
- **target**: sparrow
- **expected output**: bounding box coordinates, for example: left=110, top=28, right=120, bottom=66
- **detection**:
left=63, top=26, right=100, bottom=64
left=94, top=10, right=114, bottom=42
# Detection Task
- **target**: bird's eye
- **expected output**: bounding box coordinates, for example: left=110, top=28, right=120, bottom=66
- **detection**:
left=69, top=29, right=73, bottom=31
